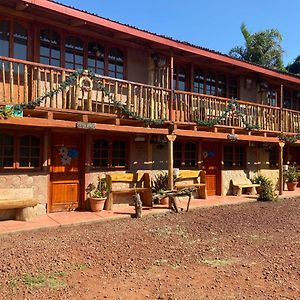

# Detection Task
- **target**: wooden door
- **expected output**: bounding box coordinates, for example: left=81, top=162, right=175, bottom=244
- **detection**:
left=202, top=142, right=221, bottom=196
left=50, top=133, right=83, bottom=212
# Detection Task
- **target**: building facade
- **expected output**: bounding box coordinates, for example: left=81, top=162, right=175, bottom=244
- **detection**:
left=0, top=0, right=300, bottom=219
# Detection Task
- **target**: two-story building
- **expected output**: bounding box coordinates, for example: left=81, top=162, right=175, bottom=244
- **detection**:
left=0, top=0, right=299, bottom=218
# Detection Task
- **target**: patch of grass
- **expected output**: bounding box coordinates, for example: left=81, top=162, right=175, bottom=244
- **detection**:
left=153, top=259, right=168, bottom=266
left=73, top=263, right=90, bottom=271
left=249, top=234, right=268, bottom=241
left=8, top=277, right=19, bottom=294
left=23, top=272, right=68, bottom=289
left=149, top=225, right=187, bottom=237
left=200, top=258, right=236, bottom=267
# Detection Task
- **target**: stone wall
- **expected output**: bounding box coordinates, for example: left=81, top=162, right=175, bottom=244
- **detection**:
left=0, top=172, right=48, bottom=220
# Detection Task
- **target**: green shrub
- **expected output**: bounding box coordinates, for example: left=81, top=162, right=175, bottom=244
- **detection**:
left=256, top=175, right=277, bottom=202
left=152, top=172, right=169, bottom=194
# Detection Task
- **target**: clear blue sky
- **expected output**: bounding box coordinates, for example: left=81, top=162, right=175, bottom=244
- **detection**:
left=59, top=0, right=300, bottom=65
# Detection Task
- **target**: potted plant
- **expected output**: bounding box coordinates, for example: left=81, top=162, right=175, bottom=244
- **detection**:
left=86, top=177, right=108, bottom=212
left=251, top=174, right=266, bottom=194
left=152, top=172, right=169, bottom=205
left=285, top=166, right=299, bottom=191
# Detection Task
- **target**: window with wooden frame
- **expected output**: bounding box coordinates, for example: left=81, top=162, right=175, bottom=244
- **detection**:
left=193, top=69, right=238, bottom=99
left=0, top=20, right=28, bottom=60
left=269, top=147, right=278, bottom=169
left=283, top=88, right=300, bottom=111
left=173, top=64, right=187, bottom=91
left=40, top=29, right=61, bottom=67
left=65, top=36, right=84, bottom=70
left=223, top=144, right=246, bottom=169
left=88, top=42, right=105, bottom=75
left=108, top=48, right=124, bottom=79
left=0, top=133, right=41, bottom=169
left=173, top=141, right=197, bottom=168
left=93, top=138, right=127, bottom=168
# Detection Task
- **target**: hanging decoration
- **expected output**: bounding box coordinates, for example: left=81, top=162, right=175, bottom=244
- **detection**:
left=1, top=69, right=165, bottom=126
left=278, top=133, right=300, bottom=143
left=58, top=146, right=79, bottom=166
left=195, top=99, right=260, bottom=131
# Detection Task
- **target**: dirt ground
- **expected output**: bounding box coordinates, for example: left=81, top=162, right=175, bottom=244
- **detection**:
left=0, top=198, right=299, bottom=300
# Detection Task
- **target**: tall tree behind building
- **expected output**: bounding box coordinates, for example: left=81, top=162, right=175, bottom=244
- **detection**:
left=229, top=23, right=285, bottom=71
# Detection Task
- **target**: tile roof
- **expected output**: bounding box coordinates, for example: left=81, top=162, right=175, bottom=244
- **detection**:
left=47, top=0, right=299, bottom=80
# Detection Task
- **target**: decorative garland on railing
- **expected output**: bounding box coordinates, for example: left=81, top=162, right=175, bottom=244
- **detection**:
left=194, top=99, right=260, bottom=131
left=278, top=133, right=300, bottom=143
left=0, top=69, right=165, bottom=126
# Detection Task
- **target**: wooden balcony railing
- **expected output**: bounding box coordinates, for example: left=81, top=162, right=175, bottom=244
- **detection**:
left=174, top=91, right=281, bottom=132
left=0, top=56, right=170, bottom=121
left=0, top=56, right=300, bottom=134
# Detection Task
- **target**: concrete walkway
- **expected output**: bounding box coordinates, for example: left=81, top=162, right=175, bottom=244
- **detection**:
left=0, top=189, right=299, bottom=236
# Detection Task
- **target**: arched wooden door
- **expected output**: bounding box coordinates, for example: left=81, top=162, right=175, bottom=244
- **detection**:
left=50, top=133, right=83, bottom=212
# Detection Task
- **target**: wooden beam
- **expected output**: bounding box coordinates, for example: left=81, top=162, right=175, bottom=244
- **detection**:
left=70, top=20, right=87, bottom=27
left=167, top=133, right=176, bottom=191
left=16, top=2, right=29, bottom=11
left=278, top=142, right=285, bottom=195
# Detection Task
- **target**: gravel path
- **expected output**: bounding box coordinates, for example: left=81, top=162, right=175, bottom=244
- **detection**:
left=0, top=198, right=299, bottom=299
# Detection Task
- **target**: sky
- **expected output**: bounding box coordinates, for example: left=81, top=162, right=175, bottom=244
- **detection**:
left=58, top=0, right=300, bottom=65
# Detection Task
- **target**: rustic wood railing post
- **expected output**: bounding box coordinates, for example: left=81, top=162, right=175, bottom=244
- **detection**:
left=9, top=62, right=14, bottom=102
left=169, top=53, right=174, bottom=122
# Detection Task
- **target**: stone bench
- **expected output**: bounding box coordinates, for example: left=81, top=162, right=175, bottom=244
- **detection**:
left=0, top=188, right=38, bottom=221
left=231, top=178, right=260, bottom=196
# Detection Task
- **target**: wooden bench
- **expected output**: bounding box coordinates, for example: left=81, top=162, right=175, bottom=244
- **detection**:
left=0, top=188, right=38, bottom=221
left=231, top=178, right=260, bottom=196
left=104, top=172, right=152, bottom=210
left=174, top=170, right=207, bottom=199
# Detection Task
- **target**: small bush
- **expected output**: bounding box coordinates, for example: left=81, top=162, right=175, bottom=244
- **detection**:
left=256, top=176, right=277, bottom=202
left=152, top=172, right=169, bottom=194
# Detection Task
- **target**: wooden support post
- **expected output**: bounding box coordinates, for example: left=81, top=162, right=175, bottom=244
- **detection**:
left=169, top=53, right=174, bottom=122
left=279, top=142, right=285, bottom=195
left=167, top=133, right=176, bottom=191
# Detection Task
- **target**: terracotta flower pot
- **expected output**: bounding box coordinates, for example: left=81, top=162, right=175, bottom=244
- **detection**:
left=160, top=196, right=169, bottom=205
left=287, top=181, right=298, bottom=191
left=89, top=197, right=106, bottom=212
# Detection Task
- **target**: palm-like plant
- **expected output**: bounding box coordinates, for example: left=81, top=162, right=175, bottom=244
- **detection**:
left=229, top=23, right=285, bottom=71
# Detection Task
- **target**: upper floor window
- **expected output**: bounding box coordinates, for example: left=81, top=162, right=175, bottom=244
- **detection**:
left=193, top=69, right=237, bottom=99
left=0, top=20, right=27, bottom=60
left=108, top=48, right=124, bottom=79
left=65, top=36, right=84, bottom=70
left=173, top=64, right=186, bottom=91
left=88, top=42, right=105, bottom=75
left=40, top=29, right=61, bottom=67
left=193, top=70, right=205, bottom=94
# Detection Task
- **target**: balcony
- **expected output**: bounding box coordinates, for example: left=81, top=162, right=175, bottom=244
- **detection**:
left=0, top=56, right=299, bottom=135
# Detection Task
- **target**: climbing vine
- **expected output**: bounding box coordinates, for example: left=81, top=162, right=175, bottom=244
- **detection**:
left=195, top=99, right=260, bottom=131
left=278, top=133, right=300, bottom=143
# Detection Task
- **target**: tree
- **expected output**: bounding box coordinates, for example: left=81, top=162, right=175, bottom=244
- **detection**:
left=286, top=55, right=300, bottom=75
left=229, top=23, right=285, bottom=71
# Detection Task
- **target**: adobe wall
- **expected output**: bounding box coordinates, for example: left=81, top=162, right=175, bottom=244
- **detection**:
left=127, top=47, right=149, bottom=84
left=0, top=172, right=48, bottom=220
left=239, top=76, right=258, bottom=103
left=221, top=147, right=279, bottom=195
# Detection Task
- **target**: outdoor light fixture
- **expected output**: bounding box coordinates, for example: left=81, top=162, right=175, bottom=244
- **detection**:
left=227, top=134, right=238, bottom=141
